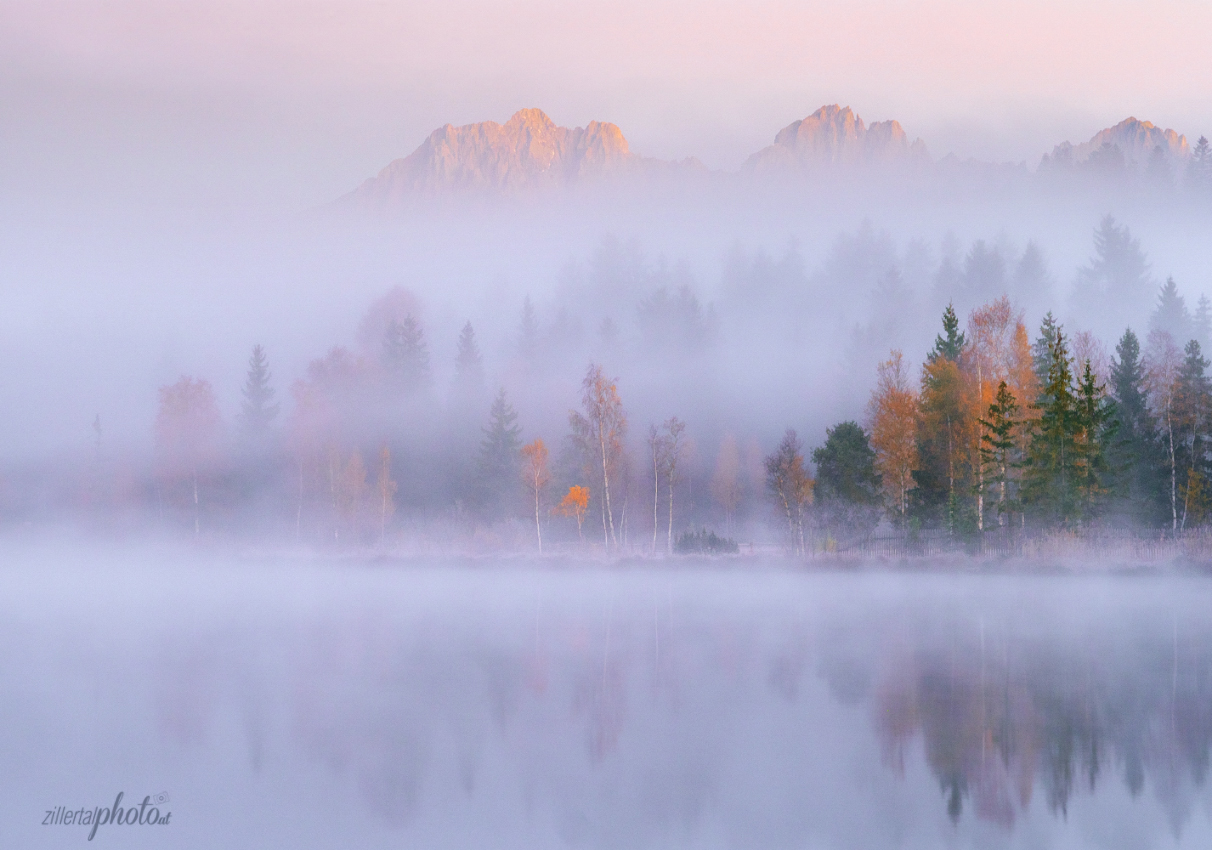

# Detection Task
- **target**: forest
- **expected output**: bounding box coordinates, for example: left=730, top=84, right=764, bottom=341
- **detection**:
left=44, top=212, right=1212, bottom=557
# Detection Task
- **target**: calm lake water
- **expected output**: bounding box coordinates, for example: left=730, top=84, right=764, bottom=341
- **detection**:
left=4, top=548, right=1211, bottom=848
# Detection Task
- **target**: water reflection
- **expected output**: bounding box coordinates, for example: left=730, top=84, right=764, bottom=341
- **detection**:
left=6, top=561, right=1212, bottom=847
left=867, top=604, right=1212, bottom=831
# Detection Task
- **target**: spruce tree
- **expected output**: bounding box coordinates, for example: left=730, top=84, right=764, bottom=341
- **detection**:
left=383, top=316, right=430, bottom=392
left=1032, top=312, right=1061, bottom=393
left=454, top=321, right=484, bottom=389
left=1194, top=295, right=1211, bottom=352
left=238, top=344, right=280, bottom=438
left=1074, top=360, right=1116, bottom=522
left=1108, top=329, right=1163, bottom=524
left=979, top=380, right=1020, bottom=527
left=1150, top=277, right=1191, bottom=343
left=1022, top=330, right=1080, bottom=526
left=1072, top=216, right=1152, bottom=329
left=477, top=389, right=522, bottom=517
left=1187, top=136, right=1211, bottom=193
left=927, top=303, right=966, bottom=363
left=812, top=421, right=882, bottom=535
left=519, top=296, right=540, bottom=360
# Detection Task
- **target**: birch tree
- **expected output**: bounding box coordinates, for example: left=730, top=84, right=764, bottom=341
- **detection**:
left=570, top=364, right=627, bottom=550
left=765, top=429, right=814, bottom=555
left=155, top=376, right=223, bottom=538
left=521, top=439, right=551, bottom=554
left=1145, top=329, right=1182, bottom=532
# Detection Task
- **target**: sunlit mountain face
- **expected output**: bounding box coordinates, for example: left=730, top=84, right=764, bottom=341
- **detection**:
left=6, top=555, right=1211, bottom=848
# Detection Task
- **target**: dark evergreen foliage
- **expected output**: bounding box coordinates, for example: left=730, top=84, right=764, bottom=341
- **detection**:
left=674, top=528, right=740, bottom=555
left=812, top=421, right=881, bottom=506
left=1022, top=330, right=1081, bottom=525
left=1073, top=361, right=1116, bottom=521
left=1107, top=329, right=1164, bottom=523
left=979, top=381, right=1020, bottom=527
left=927, top=303, right=966, bottom=364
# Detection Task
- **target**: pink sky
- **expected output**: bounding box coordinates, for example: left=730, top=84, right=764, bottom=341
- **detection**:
left=3, top=0, right=1210, bottom=206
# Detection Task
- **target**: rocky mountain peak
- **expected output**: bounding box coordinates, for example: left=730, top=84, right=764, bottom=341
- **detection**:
left=744, top=104, right=929, bottom=173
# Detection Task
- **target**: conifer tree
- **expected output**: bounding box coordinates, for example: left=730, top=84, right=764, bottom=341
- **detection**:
left=1022, top=330, right=1080, bottom=526
left=928, top=303, right=966, bottom=364
left=1072, top=217, right=1153, bottom=330
left=1032, top=312, right=1061, bottom=394
left=813, top=421, right=882, bottom=536
left=1073, top=361, right=1116, bottom=522
left=979, top=381, right=1019, bottom=527
left=238, top=344, right=280, bottom=438
left=383, top=316, right=430, bottom=392
left=1108, top=329, right=1163, bottom=523
left=1187, top=136, right=1211, bottom=193
left=454, top=321, right=484, bottom=389
left=477, top=389, right=522, bottom=517
left=519, top=296, right=540, bottom=360
left=1150, top=277, right=1191, bottom=344
left=1194, top=295, right=1212, bottom=353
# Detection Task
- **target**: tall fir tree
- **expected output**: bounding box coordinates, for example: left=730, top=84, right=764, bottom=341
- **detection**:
left=1073, top=360, right=1116, bottom=522
left=1150, top=277, right=1192, bottom=344
left=979, top=380, right=1020, bottom=528
left=1187, top=136, right=1211, bottom=193
left=1022, top=329, right=1081, bottom=526
left=454, top=321, right=485, bottom=389
left=1107, top=329, right=1164, bottom=524
left=1194, top=294, right=1212, bottom=352
left=518, top=296, right=540, bottom=360
left=238, top=344, right=280, bottom=439
left=383, top=316, right=430, bottom=392
left=477, top=388, right=523, bottom=517
left=1032, top=312, right=1061, bottom=394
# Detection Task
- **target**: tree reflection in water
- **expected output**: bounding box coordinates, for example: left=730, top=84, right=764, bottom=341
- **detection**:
left=868, top=601, right=1212, bottom=830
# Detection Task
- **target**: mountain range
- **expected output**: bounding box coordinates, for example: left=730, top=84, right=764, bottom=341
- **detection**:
left=343, top=105, right=1199, bottom=202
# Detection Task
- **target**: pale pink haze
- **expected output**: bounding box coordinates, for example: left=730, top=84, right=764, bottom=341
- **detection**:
left=3, top=0, right=1210, bottom=204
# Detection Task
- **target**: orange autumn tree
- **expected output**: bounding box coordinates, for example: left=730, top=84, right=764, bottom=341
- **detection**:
left=555, top=485, right=590, bottom=541
left=521, top=438, right=551, bottom=554
left=867, top=350, right=919, bottom=524
left=155, top=376, right=223, bottom=537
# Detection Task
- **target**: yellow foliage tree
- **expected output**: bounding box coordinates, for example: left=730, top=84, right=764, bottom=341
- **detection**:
left=554, top=485, right=590, bottom=541
left=867, top=351, right=919, bottom=523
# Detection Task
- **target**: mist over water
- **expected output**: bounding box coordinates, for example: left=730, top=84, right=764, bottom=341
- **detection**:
left=5, top=545, right=1212, bottom=848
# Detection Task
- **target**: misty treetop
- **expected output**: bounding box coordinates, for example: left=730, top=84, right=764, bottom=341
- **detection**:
left=59, top=213, right=1212, bottom=551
